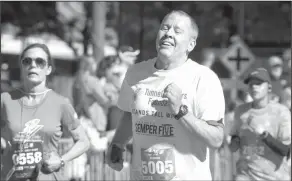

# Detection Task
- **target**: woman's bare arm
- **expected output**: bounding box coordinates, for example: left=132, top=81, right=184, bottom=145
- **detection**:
left=61, top=125, right=90, bottom=163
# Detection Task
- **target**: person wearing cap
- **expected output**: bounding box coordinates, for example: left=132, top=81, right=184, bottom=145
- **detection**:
left=228, top=68, right=291, bottom=180
left=106, top=10, right=225, bottom=180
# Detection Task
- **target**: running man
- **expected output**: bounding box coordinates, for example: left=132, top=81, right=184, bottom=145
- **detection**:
left=106, top=10, right=225, bottom=180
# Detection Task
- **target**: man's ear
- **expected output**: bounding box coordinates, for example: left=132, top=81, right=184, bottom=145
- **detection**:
left=188, top=39, right=196, bottom=53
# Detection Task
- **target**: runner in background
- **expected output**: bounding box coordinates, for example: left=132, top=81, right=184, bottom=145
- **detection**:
left=1, top=43, right=89, bottom=181
left=229, top=68, right=291, bottom=180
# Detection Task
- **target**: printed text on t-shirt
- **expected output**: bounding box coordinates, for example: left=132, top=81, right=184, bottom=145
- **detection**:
left=135, top=122, right=174, bottom=137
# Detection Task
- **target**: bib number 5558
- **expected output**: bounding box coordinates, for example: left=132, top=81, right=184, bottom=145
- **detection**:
left=142, top=160, right=174, bottom=175
left=12, top=152, right=42, bottom=165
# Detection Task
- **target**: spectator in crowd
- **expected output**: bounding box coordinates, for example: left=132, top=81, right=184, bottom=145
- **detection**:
left=1, top=43, right=89, bottom=181
left=96, top=55, right=123, bottom=94
left=95, top=55, right=123, bottom=142
left=72, top=56, right=118, bottom=151
left=71, top=56, right=102, bottom=180
left=201, top=49, right=216, bottom=68
left=229, top=68, right=291, bottom=180
left=224, top=102, right=237, bottom=137
left=1, top=63, right=13, bottom=93
left=107, top=46, right=140, bottom=132
left=116, top=45, right=140, bottom=89
left=70, top=55, right=121, bottom=180
left=266, top=56, right=286, bottom=104
left=282, top=48, right=291, bottom=87
left=282, top=48, right=291, bottom=110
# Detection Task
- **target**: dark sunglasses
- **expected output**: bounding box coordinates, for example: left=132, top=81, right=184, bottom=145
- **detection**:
left=21, top=57, right=47, bottom=69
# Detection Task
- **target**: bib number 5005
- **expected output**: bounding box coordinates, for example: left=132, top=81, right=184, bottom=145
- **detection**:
left=142, top=160, right=174, bottom=175
left=12, top=152, right=42, bottom=165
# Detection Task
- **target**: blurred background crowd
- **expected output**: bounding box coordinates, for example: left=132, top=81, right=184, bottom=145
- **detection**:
left=1, top=1, right=291, bottom=180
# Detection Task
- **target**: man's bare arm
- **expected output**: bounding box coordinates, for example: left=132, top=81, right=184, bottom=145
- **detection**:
left=111, top=111, right=133, bottom=148
left=178, top=112, right=224, bottom=148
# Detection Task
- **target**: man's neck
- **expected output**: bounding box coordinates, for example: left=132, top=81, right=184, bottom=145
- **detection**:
left=156, top=55, right=188, bottom=70
left=252, top=96, right=269, bottom=109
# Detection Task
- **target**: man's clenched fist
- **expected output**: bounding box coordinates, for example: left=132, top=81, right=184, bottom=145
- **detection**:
left=163, top=83, right=183, bottom=115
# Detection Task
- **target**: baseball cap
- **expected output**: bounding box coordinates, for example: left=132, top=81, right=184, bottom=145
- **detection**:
left=244, top=68, right=271, bottom=84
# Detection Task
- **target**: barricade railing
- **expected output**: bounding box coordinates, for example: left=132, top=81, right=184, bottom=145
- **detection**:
left=58, top=138, right=131, bottom=181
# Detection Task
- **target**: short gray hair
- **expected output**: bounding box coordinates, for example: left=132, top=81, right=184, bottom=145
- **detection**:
left=163, top=10, right=199, bottom=39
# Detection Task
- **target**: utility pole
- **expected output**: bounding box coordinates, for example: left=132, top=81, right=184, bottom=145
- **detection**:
left=92, top=2, right=106, bottom=64
left=139, top=2, right=144, bottom=62
left=238, top=2, right=245, bottom=39
left=117, top=2, right=122, bottom=48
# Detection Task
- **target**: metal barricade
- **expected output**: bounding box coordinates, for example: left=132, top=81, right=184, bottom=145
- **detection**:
left=58, top=138, right=131, bottom=181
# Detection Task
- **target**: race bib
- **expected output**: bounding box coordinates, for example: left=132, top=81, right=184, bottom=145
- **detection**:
left=10, top=137, right=43, bottom=180
left=141, top=148, right=176, bottom=181
left=242, top=144, right=265, bottom=160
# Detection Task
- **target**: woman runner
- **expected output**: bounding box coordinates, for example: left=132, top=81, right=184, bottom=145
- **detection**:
left=1, top=43, right=90, bottom=181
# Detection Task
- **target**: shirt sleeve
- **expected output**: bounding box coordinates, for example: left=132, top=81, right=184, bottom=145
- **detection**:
left=117, top=70, right=134, bottom=112
left=194, top=70, right=225, bottom=125
left=277, top=106, right=291, bottom=145
left=61, top=98, right=80, bottom=131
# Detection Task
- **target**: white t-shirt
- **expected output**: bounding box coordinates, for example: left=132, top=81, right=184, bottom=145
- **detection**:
left=117, top=58, right=225, bottom=180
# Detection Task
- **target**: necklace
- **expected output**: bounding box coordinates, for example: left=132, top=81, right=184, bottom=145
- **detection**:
left=17, top=88, right=51, bottom=96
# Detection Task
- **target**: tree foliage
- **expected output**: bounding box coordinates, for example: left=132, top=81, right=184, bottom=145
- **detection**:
left=2, top=2, right=60, bottom=36
left=1, top=1, right=290, bottom=59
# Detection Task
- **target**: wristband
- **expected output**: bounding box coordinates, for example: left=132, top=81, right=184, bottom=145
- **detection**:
left=174, top=105, right=188, bottom=120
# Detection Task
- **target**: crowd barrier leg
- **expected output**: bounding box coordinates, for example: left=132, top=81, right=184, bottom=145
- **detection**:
left=58, top=139, right=131, bottom=180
